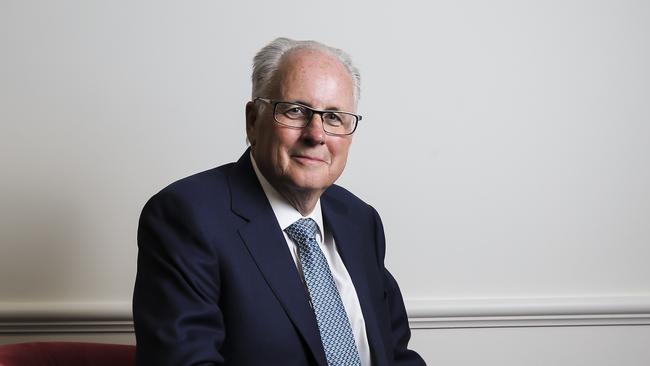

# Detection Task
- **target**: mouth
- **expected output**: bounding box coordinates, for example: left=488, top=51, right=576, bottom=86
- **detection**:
left=291, top=154, right=327, bottom=165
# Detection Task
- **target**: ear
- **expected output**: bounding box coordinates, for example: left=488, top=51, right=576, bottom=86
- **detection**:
left=245, top=101, right=258, bottom=146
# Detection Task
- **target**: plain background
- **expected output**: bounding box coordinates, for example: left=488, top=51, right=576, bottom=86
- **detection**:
left=1, top=1, right=649, bottom=364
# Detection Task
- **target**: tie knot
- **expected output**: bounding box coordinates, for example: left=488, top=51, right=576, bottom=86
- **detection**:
left=285, top=218, right=318, bottom=244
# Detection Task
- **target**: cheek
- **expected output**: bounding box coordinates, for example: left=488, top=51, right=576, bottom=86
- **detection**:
left=272, top=132, right=297, bottom=167
left=329, top=140, right=352, bottom=169
left=276, top=130, right=300, bottom=151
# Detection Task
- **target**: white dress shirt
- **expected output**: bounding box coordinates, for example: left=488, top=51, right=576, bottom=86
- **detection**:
left=251, top=155, right=371, bottom=366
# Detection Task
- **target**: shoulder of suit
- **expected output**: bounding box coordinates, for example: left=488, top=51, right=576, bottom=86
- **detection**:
left=323, top=184, right=377, bottom=216
left=144, top=162, right=235, bottom=211
left=166, top=163, right=233, bottom=192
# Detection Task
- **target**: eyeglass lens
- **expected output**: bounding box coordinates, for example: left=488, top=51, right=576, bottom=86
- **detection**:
left=274, top=102, right=356, bottom=135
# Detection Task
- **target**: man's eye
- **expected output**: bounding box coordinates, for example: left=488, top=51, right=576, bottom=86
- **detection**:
left=284, top=106, right=307, bottom=118
left=324, top=113, right=343, bottom=126
left=289, top=107, right=305, bottom=114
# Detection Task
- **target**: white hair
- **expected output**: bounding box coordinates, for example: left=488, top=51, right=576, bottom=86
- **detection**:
left=251, top=37, right=361, bottom=105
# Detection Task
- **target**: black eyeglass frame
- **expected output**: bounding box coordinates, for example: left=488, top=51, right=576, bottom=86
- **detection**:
left=254, top=97, right=362, bottom=136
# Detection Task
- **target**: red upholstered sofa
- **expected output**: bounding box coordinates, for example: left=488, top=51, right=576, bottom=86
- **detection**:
left=0, top=342, right=135, bottom=366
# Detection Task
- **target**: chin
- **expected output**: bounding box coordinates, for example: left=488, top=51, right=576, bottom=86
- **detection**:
left=287, top=175, right=332, bottom=193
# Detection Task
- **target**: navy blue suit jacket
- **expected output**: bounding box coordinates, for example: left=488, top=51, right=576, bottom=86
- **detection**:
left=133, top=150, right=425, bottom=365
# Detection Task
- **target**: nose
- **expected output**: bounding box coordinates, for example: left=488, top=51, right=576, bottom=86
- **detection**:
left=300, top=113, right=326, bottom=145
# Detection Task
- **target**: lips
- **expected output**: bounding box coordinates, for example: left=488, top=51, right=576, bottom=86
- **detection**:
left=291, top=154, right=328, bottom=164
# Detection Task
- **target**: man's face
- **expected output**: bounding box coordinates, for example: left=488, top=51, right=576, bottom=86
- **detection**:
left=246, top=49, right=355, bottom=199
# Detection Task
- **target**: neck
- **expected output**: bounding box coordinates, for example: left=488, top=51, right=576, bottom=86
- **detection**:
left=277, top=187, right=323, bottom=216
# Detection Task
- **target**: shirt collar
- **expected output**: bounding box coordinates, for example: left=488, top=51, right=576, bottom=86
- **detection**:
left=250, top=152, right=324, bottom=239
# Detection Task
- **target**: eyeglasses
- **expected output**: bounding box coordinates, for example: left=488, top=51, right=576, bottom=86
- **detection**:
left=255, top=97, right=361, bottom=136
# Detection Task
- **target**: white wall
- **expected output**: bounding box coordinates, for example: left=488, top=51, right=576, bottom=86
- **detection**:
left=1, top=0, right=649, bottom=364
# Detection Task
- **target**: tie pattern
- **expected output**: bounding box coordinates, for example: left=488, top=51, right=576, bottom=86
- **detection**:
left=285, top=218, right=362, bottom=366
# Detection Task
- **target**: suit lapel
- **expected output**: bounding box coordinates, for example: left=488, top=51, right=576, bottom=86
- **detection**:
left=321, top=192, right=390, bottom=366
left=227, top=151, right=328, bottom=366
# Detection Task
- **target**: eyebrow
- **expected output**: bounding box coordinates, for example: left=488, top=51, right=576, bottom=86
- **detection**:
left=292, top=100, right=342, bottom=112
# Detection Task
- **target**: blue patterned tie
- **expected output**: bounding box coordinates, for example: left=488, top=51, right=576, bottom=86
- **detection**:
left=285, top=218, right=362, bottom=366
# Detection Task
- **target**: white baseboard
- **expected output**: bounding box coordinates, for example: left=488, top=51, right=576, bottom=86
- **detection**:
left=0, top=302, right=132, bottom=334
left=407, top=295, right=650, bottom=329
left=1, top=295, right=649, bottom=334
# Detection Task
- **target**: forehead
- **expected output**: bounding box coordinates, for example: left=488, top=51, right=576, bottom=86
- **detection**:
left=272, top=49, right=354, bottom=110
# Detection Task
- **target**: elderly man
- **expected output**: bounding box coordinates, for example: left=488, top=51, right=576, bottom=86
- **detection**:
left=133, top=37, right=425, bottom=366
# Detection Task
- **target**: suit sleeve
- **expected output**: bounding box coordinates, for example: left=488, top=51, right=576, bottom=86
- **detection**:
left=371, top=207, right=427, bottom=366
left=133, top=190, right=224, bottom=366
